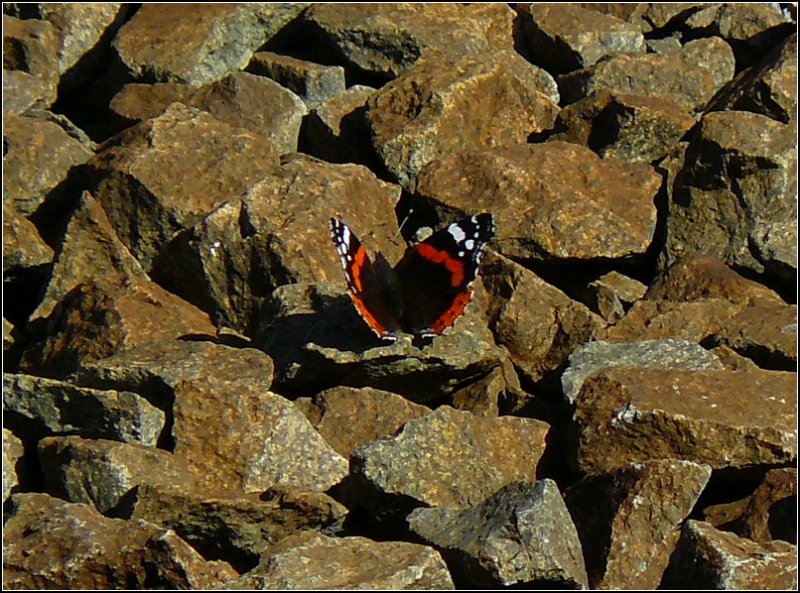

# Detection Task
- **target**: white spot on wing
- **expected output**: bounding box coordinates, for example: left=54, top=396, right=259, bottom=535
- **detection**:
left=448, top=224, right=466, bottom=243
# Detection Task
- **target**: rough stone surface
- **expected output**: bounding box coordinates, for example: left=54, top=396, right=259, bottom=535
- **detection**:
left=2, top=202, right=54, bottom=273
left=113, top=3, right=309, bottom=84
left=565, top=459, right=712, bottom=589
left=409, top=480, right=588, bottom=589
left=2, top=15, right=60, bottom=115
left=572, top=367, right=797, bottom=474
left=247, top=51, right=346, bottom=108
left=3, top=373, right=165, bottom=446
left=367, top=51, right=559, bottom=190
left=661, top=520, right=797, bottom=590
left=3, top=492, right=238, bottom=589
left=228, top=531, right=455, bottom=590
left=351, top=405, right=550, bottom=525
left=561, top=340, right=724, bottom=404
left=3, top=428, right=25, bottom=502
left=585, top=271, right=647, bottom=322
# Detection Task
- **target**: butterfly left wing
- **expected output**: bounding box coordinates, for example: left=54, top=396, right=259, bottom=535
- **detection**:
left=394, top=213, right=495, bottom=338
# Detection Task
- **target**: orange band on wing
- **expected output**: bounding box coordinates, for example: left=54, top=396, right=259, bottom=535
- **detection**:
left=351, top=245, right=368, bottom=292
left=415, top=244, right=465, bottom=287
left=431, top=289, right=473, bottom=334
left=349, top=292, right=390, bottom=337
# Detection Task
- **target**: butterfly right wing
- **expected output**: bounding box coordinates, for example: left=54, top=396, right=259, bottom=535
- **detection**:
left=329, top=218, right=401, bottom=342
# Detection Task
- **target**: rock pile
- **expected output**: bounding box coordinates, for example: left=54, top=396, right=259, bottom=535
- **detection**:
left=3, top=3, right=797, bottom=589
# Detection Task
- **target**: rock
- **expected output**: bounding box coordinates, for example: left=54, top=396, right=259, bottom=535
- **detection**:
left=38, top=436, right=203, bottom=513
left=409, top=480, right=588, bottom=589
left=2, top=113, right=94, bottom=217
left=585, top=271, right=647, bottom=322
left=367, top=51, right=559, bottom=190
left=2, top=202, right=54, bottom=273
left=665, top=111, right=797, bottom=282
left=708, top=33, right=796, bottom=124
left=480, top=252, right=606, bottom=385
left=151, top=155, right=402, bottom=333
left=572, top=367, right=796, bottom=474
left=113, top=3, right=309, bottom=84
left=122, top=483, right=348, bottom=570
left=561, top=340, right=724, bottom=405
left=2, top=15, right=59, bottom=115
left=350, top=405, right=549, bottom=525
left=110, top=72, right=307, bottom=154
left=228, top=531, right=454, bottom=590
left=661, top=520, right=797, bottom=589
left=88, top=102, right=280, bottom=270
left=413, top=143, right=660, bottom=263
left=709, top=345, right=761, bottom=371
left=558, top=37, right=735, bottom=110
left=247, top=51, right=346, bottom=108
left=3, top=492, right=237, bottom=589
left=295, top=386, right=429, bottom=458
left=3, top=373, right=165, bottom=446
left=565, top=459, right=711, bottom=589
left=302, top=84, right=378, bottom=166
left=449, top=359, right=530, bottom=417
left=299, top=3, right=515, bottom=79
left=3, top=428, right=25, bottom=502
left=517, top=4, right=645, bottom=74
left=750, top=217, right=798, bottom=285
left=257, top=280, right=506, bottom=402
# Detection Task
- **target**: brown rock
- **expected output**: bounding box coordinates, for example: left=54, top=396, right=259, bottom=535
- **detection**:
left=709, top=345, right=760, bottom=371
left=409, top=480, right=588, bottom=589
left=565, top=459, right=712, bottom=589
left=3, top=492, right=237, bottom=589
left=246, top=51, right=346, bottom=108
left=112, top=3, right=308, bottom=84
left=2, top=113, right=94, bottom=217
left=300, top=3, right=515, bottom=79
left=3, top=373, right=165, bottom=446
left=2, top=203, right=54, bottom=273
left=572, top=367, right=797, bottom=474
left=38, top=435, right=204, bottom=513
left=711, top=302, right=797, bottom=370
left=413, top=143, right=660, bottom=263
left=367, top=51, right=559, bottom=189
left=481, top=252, right=606, bottom=384
left=351, top=405, right=549, bottom=525
left=151, top=154, right=402, bottom=332
left=708, top=33, right=797, bottom=124
left=124, top=483, right=348, bottom=570
left=450, top=359, right=530, bottom=416
left=110, top=72, right=307, bottom=154
left=661, top=520, right=797, bottom=589
left=2, top=15, right=59, bottom=115
left=736, top=468, right=797, bottom=544
left=3, top=428, right=24, bottom=502
left=665, top=111, right=796, bottom=280
left=228, top=531, right=454, bottom=590
left=586, top=271, right=647, bottom=322
left=88, top=102, right=280, bottom=270
left=518, top=4, right=645, bottom=74
left=559, top=37, right=735, bottom=110
left=296, top=386, right=429, bottom=458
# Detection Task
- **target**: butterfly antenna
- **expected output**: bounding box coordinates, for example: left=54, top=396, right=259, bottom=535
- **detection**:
left=394, top=208, right=414, bottom=241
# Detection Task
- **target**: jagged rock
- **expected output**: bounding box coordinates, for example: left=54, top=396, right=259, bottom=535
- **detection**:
left=247, top=51, right=346, bottom=108
left=2, top=203, right=54, bottom=273
left=3, top=428, right=24, bottom=502
left=122, top=483, right=348, bottom=571
left=3, top=373, right=165, bottom=446
left=517, top=4, right=645, bottom=74
left=585, top=271, right=647, bottom=322
left=299, top=3, right=515, bottom=79
left=3, top=492, right=238, bottom=589
left=561, top=340, right=724, bottom=404
left=228, top=531, right=454, bottom=589
left=113, top=3, right=308, bottom=84
left=295, top=386, right=429, bottom=458
left=2, top=113, right=94, bottom=217
left=565, top=459, right=712, bottom=589
left=110, top=72, right=307, bottom=154
left=412, top=143, right=660, bottom=263
left=2, top=15, right=59, bottom=115
left=661, top=520, right=797, bottom=589
left=350, top=405, right=549, bottom=525
left=572, top=367, right=796, bottom=474
left=409, top=480, right=588, bottom=589
left=367, top=51, right=559, bottom=190
left=449, top=359, right=530, bottom=416
left=87, top=102, right=280, bottom=270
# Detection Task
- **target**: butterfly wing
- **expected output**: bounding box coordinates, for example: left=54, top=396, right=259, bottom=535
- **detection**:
left=394, top=213, right=495, bottom=338
left=330, top=218, right=402, bottom=341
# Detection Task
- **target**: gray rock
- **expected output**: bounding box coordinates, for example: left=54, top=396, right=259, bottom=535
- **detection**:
left=409, top=480, right=588, bottom=589
left=247, top=51, right=346, bottom=108
left=3, top=428, right=24, bottom=502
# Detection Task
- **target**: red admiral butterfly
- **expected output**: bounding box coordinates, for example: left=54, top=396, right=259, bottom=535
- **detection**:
left=330, top=213, right=495, bottom=342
